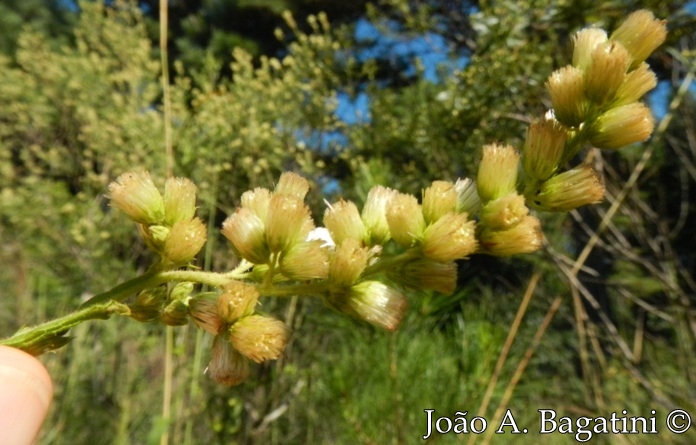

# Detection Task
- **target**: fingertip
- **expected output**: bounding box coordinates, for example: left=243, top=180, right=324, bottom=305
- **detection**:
left=0, top=345, right=53, bottom=445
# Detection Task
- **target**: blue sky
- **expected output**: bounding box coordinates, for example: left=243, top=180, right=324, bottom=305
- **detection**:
left=54, top=2, right=686, bottom=134
left=338, top=14, right=687, bottom=128
left=335, top=17, right=468, bottom=126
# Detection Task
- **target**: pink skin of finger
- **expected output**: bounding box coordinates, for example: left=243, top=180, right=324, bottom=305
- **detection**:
left=0, top=346, right=53, bottom=445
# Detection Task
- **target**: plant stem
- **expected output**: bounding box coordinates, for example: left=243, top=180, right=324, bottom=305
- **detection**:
left=79, top=269, right=167, bottom=308
left=257, top=281, right=329, bottom=297
left=1, top=268, right=238, bottom=355
left=362, top=250, right=418, bottom=277
left=0, top=300, right=130, bottom=355
left=81, top=269, right=238, bottom=309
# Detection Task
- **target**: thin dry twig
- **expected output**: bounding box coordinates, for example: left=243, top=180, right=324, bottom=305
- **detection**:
left=473, top=273, right=540, bottom=422
left=480, top=296, right=563, bottom=445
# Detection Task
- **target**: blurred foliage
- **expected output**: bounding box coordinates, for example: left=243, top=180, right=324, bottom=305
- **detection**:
left=0, top=0, right=75, bottom=55
left=136, top=0, right=371, bottom=78
left=1, top=0, right=695, bottom=444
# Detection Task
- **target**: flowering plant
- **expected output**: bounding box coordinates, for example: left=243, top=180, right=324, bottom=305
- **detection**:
left=1, top=10, right=666, bottom=386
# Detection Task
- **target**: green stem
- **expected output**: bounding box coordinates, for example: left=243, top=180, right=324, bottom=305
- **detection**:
left=257, top=281, right=329, bottom=297
left=363, top=250, right=419, bottom=277
left=559, top=106, right=604, bottom=167
left=79, top=269, right=167, bottom=308
left=81, top=269, right=241, bottom=309
left=0, top=301, right=130, bottom=355
left=2, top=268, right=241, bottom=356
left=159, top=270, right=235, bottom=288
left=2, top=248, right=407, bottom=356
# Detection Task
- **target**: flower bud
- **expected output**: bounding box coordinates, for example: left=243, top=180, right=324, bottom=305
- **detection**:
left=572, top=28, right=608, bottom=70
left=421, top=212, right=477, bottom=262
left=522, top=118, right=568, bottom=182
left=479, top=194, right=529, bottom=231
left=108, top=170, right=165, bottom=225
left=324, top=199, right=368, bottom=245
left=385, top=193, right=425, bottom=247
left=546, top=66, right=588, bottom=127
left=584, top=41, right=630, bottom=106
left=221, top=207, right=270, bottom=264
left=163, top=218, right=207, bottom=265
left=142, top=225, right=170, bottom=251
left=279, top=240, right=329, bottom=280
left=218, top=281, right=259, bottom=323
left=393, top=259, right=457, bottom=295
left=361, top=185, right=398, bottom=246
left=611, top=10, right=667, bottom=69
left=589, top=103, right=654, bottom=150
left=530, top=166, right=605, bottom=212
left=422, top=181, right=458, bottom=224
left=189, top=293, right=224, bottom=334
left=265, top=194, right=314, bottom=253
left=240, top=187, right=272, bottom=221
left=329, top=239, right=370, bottom=288
left=163, top=177, right=197, bottom=225
left=454, top=178, right=481, bottom=214
left=229, top=315, right=288, bottom=363
left=478, top=215, right=543, bottom=256
left=274, top=171, right=310, bottom=200
left=208, top=335, right=249, bottom=386
left=477, top=144, right=520, bottom=202
left=129, top=287, right=167, bottom=322
left=329, top=281, right=407, bottom=332
left=160, top=299, right=190, bottom=326
left=611, top=62, right=657, bottom=107
left=170, top=281, right=194, bottom=302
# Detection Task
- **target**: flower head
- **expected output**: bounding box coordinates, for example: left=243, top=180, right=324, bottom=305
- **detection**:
left=584, top=41, right=630, bottom=106
left=163, top=177, right=198, bottom=225
left=572, top=27, right=608, bottom=70
left=479, top=194, right=529, bottom=231
left=385, top=192, right=426, bottom=247
left=274, top=171, right=310, bottom=200
left=546, top=66, right=588, bottom=127
left=108, top=171, right=165, bottom=225
left=394, top=259, right=457, bottom=295
left=240, top=187, right=272, bottom=221
left=612, top=62, right=657, bottom=107
left=454, top=178, right=481, bottom=214
left=477, top=144, right=520, bottom=202
left=422, top=181, right=458, bottom=224
left=328, top=281, right=408, bottom=331
left=328, top=238, right=370, bottom=288
left=208, top=335, right=250, bottom=386
left=421, top=212, right=477, bottom=262
left=189, top=294, right=224, bottom=335
left=478, top=215, right=543, bottom=256
left=361, top=185, right=398, bottom=246
left=531, top=166, right=605, bottom=212
left=279, top=239, right=330, bottom=280
left=522, top=118, right=568, bottom=182
left=218, top=281, right=259, bottom=323
left=221, top=207, right=270, bottom=264
left=229, top=315, right=288, bottom=363
left=265, top=194, right=314, bottom=253
left=163, top=218, right=207, bottom=265
left=611, top=10, right=667, bottom=69
left=324, top=199, right=367, bottom=246
left=589, top=103, right=654, bottom=150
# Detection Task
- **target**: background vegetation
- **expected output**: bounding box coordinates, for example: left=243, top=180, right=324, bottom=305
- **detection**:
left=1, top=0, right=695, bottom=443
